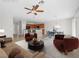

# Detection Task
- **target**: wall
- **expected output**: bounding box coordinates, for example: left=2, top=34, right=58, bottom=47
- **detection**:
left=0, top=1, right=14, bottom=37
left=72, top=18, right=77, bottom=37
left=76, top=18, right=79, bottom=37
left=45, top=19, right=72, bottom=35
left=13, top=19, right=22, bottom=35
left=0, top=16, right=13, bottom=37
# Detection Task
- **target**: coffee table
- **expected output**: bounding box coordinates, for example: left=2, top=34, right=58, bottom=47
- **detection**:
left=28, top=40, right=44, bottom=51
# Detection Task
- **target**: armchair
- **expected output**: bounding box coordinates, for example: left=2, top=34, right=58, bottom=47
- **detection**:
left=25, top=33, right=33, bottom=41
left=25, top=33, right=37, bottom=41
left=53, top=35, right=79, bottom=55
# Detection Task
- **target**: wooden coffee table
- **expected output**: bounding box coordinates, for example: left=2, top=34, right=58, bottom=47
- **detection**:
left=28, top=40, right=44, bottom=51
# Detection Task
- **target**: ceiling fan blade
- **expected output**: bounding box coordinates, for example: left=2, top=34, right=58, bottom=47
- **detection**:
left=32, top=5, right=39, bottom=10
left=34, top=13, right=37, bottom=15
left=27, top=12, right=31, bottom=14
left=24, top=7, right=32, bottom=10
left=36, top=10, right=44, bottom=12
left=38, top=0, right=44, bottom=4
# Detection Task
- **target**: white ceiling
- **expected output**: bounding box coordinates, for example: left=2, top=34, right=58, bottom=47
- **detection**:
left=0, top=0, right=79, bottom=22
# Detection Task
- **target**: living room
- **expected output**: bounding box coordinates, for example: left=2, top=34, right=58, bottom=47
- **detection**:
left=0, top=0, right=79, bottom=58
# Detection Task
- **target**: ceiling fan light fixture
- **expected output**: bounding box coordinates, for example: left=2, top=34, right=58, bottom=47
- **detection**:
left=24, top=0, right=44, bottom=15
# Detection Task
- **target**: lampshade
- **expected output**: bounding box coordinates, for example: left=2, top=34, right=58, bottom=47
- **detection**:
left=0, top=29, right=5, bottom=33
left=54, top=25, right=61, bottom=29
left=0, top=29, right=5, bottom=36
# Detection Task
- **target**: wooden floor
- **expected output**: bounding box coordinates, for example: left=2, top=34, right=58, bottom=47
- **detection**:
left=13, top=35, right=25, bottom=42
left=13, top=34, right=47, bottom=42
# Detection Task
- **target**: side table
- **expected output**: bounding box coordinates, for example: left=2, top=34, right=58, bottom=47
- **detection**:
left=0, top=35, right=6, bottom=48
left=0, top=39, right=6, bottom=48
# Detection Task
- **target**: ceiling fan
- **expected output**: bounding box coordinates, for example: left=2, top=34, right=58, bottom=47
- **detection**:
left=38, top=0, right=44, bottom=4
left=24, top=4, right=44, bottom=15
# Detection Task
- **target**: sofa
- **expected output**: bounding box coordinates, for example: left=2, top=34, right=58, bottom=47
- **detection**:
left=0, top=37, right=12, bottom=48
left=1, top=42, right=46, bottom=58
left=0, top=48, right=8, bottom=58
left=53, top=34, right=79, bottom=55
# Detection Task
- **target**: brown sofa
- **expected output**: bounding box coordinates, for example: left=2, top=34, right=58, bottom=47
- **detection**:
left=0, top=48, right=8, bottom=58
left=53, top=35, right=79, bottom=55
left=2, top=42, right=46, bottom=58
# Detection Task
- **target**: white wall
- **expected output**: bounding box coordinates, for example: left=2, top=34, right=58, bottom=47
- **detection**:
left=76, top=18, right=79, bottom=37
left=0, top=16, right=13, bottom=37
left=13, top=19, right=22, bottom=35
left=45, top=19, right=72, bottom=35
left=21, top=20, right=27, bottom=35
left=72, top=18, right=77, bottom=37
left=0, top=1, right=14, bottom=37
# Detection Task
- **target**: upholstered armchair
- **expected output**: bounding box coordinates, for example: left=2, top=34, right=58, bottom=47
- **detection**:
left=53, top=35, right=64, bottom=52
left=25, top=33, right=33, bottom=41
left=53, top=35, right=79, bottom=55
left=63, top=37, right=79, bottom=54
left=25, top=33, right=37, bottom=41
